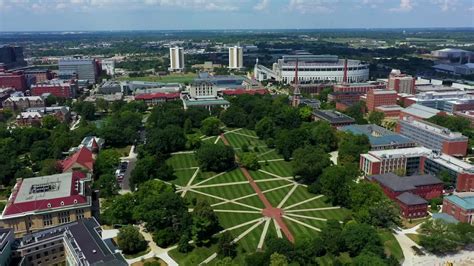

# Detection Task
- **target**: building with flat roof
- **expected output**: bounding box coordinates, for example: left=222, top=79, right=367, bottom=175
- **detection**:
left=59, top=57, right=98, bottom=82
left=375, top=104, right=404, bottom=118
left=415, top=85, right=462, bottom=93
left=387, top=69, right=415, bottom=94
left=311, top=109, right=355, bottom=127
left=368, top=173, right=443, bottom=218
left=397, top=117, right=468, bottom=156
left=365, top=89, right=398, bottom=112
left=431, top=48, right=472, bottom=59
left=0, top=45, right=26, bottom=69
left=134, top=92, right=181, bottom=106
left=443, top=194, right=474, bottom=224
left=31, top=79, right=78, bottom=99
left=0, top=171, right=93, bottom=236
left=339, top=124, right=416, bottom=150
left=254, top=54, right=369, bottom=84
left=404, top=91, right=474, bottom=113
left=0, top=70, right=27, bottom=91
left=400, top=103, right=441, bottom=120
left=360, top=147, right=474, bottom=192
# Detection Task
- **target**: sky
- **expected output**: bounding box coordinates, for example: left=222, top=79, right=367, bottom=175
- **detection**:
left=0, top=0, right=473, bottom=31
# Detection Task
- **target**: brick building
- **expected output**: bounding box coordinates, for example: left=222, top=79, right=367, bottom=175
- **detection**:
left=134, top=92, right=181, bottom=106
left=365, top=89, right=398, bottom=112
left=368, top=173, right=443, bottom=218
left=0, top=71, right=27, bottom=91
left=442, top=194, right=474, bottom=224
left=360, top=147, right=474, bottom=192
left=334, top=82, right=386, bottom=93
left=387, top=69, right=415, bottom=94
left=0, top=171, right=93, bottom=237
left=24, top=69, right=53, bottom=83
left=375, top=104, right=404, bottom=118
left=31, top=79, right=78, bottom=99
left=16, top=111, right=43, bottom=126
left=312, top=109, right=355, bottom=127
left=2, top=96, right=45, bottom=111
left=397, top=117, right=468, bottom=157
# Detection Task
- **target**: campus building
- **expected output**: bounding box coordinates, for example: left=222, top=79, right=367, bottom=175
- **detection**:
left=387, top=69, right=415, bottom=94
left=399, top=103, right=442, bottom=120
left=368, top=173, right=443, bottom=218
left=16, top=111, right=43, bottom=126
left=59, top=57, right=98, bottom=82
left=31, top=79, right=78, bottom=99
left=24, top=69, right=53, bottom=83
left=375, top=105, right=404, bottom=118
left=0, top=70, right=27, bottom=91
left=311, top=110, right=355, bottom=127
left=254, top=54, right=369, bottom=84
left=169, top=46, right=185, bottom=72
left=2, top=96, right=45, bottom=111
left=134, top=92, right=181, bottom=106
left=0, top=45, right=26, bottom=69
left=442, top=194, right=474, bottom=224
left=0, top=171, right=93, bottom=236
left=228, top=45, right=244, bottom=70
left=61, top=146, right=96, bottom=173
left=339, top=124, right=416, bottom=150
left=360, top=147, right=474, bottom=192
left=364, top=89, right=398, bottom=112
left=397, top=117, right=468, bottom=157
left=404, top=91, right=474, bottom=113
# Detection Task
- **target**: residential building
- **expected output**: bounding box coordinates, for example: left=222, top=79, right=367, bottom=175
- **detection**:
left=0, top=228, right=14, bottom=266
left=31, top=79, right=78, bottom=99
left=442, top=194, right=474, bottom=224
left=254, top=54, right=369, bottom=84
left=228, top=45, right=244, bottom=70
left=2, top=96, right=45, bottom=111
left=0, top=45, right=26, bottom=69
left=135, top=92, right=181, bottom=106
left=368, top=173, right=443, bottom=218
left=387, top=69, right=415, bottom=94
left=311, top=110, right=355, bottom=127
left=399, top=104, right=441, bottom=120
left=0, top=171, right=93, bottom=236
left=0, top=70, right=27, bottom=91
left=360, top=147, right=474, bottom=192
left=59, top=57, right=98, bottom=82
left=365, top=89, right=398, bottom=112
left=397, top=117, right=468, bottom=156
left=16, top=111, right=43, bottom=126
left=61, top=147, right=95, bottom=173
left=169, top=46, right=184, bottom=72
left=339, top=124, right=416, bottom=150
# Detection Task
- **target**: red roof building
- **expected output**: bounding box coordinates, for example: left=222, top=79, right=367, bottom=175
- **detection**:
left=219, top=88, right=269, bottom=96
left=134, top=92, right=180, bottom=106
left=0, top=171, right=93, bottom=236
left=61, top=147, right=94, bottom=173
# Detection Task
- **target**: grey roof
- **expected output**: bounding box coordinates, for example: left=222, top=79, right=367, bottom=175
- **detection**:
left=432, top=213, right=459, bottom=224
left=402, top=104, right=439, bottom=119
left=312, top=110, right=355, bottom=124
left=339, top=124, right=415, bottom=148
left=369, top=173, right=443, bottom=192
left=396, top=192, right=428, bottom=205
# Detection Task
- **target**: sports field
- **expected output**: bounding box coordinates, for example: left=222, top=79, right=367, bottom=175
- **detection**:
left=166, top=128, right=350, bottom=263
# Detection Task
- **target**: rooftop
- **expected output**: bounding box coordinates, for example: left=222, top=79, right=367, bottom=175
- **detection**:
left=312, top=110, right=355, bottom=124
left=339, top=124, right=415, bottom=147
left=402, top=104, right=440, bottom=119
left=396, top=192, right=428, bottom=205
left=370, top=89, right=397, bottom=95
left=134, top=92, right=180, bottom=100
left=369, top=172, right=443, bottom=192
left=2, top=171, right=90, bottom=217
left=375, top=105, right=404, bottom=111
left=400, top=117, right=467, bottom=140
left=367, top=146, right=432, bottom=159
left=445, top=194, right=474, bottom=210
left=61, top=146, right=94, bottom=172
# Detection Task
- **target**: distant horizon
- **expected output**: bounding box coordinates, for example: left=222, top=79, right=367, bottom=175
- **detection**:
left=1, top=0, right=473, bottom=32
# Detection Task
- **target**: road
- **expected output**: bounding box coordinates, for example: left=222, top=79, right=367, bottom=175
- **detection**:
left=119, top=145, right=137, bottom=193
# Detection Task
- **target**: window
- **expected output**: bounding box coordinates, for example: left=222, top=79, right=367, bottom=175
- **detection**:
left=76, top=209, right=85, bottom=220
left=58, top=211, right=70, bottom=224
left=43, top=214, right=53, bottom=227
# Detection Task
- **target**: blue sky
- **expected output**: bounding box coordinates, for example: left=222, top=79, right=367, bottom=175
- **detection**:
left=0, top=0, right=473, bottom=31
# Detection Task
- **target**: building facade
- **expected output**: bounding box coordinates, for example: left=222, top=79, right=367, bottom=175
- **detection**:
left=59, top=58, right=98, bottom=82
left=0, top=45, right=26, bottom=69
left=169, top=47, right=184, bottom=72
left=134, top=92, right=181, bottom=106
left=0, top=71, right=27, bottom=91
left=365, top=89, right=398, bottom=112
left=397, top=117, right=468, bottom=157
left=2, top=96, right=45, bottom=111
left=312, top=110, right=355, bottom=127
left=31, top=79, right=78, bottom=99
left=339, top=124, right=416, bottom=150
left=442, top=194, right=474, bottom=224
left=387, top=69, right=415, bottom=94
left=228, top=45, right=244, bottom=70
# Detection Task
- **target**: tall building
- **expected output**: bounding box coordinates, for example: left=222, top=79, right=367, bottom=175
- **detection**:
left=0, top=45, right=26, bottom=69
left=169, top=46, right=185, bottom=72
left=387, top=69, right=415, bottom=94
left=365, top=89, right=398, bottom=112
left=0, top=171, right=93, bottom=236
left=31, top=79, right=78, bottom=99
left=59, top=57, right=98, bottom=82
left=397, top=117, right=468, bottom=157
left=101, top=59, right=115, bottom=76
left=228, top=45, right=244, bottom=70
left=0, top=70, right=27, bottom=91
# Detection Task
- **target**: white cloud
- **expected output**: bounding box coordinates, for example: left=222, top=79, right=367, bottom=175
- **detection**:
left=389, top=0, right=413, bottom=12
left=254, top=0, right=269, bottom=11
left=360, top=0, right=384, bottom=9
left=288, top=0, right=335, bottom=14
left=432, top=0, right=457, bottom=12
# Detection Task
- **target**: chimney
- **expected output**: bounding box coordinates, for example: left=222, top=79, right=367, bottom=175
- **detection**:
left=343, top=58, right=348, bottom=83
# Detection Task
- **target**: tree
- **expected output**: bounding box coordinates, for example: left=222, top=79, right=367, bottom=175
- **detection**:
left=40, top=159, right=62, bottom=175
left=320, top=219, right=344, bottom=255
left=217, top=232, right=237, bottom=258
left=368, top=111, right=385, bottom=126
left=201, top=117, right=221, bottom=136
left=353, top=252, right=387, bottom=266
left=44, top=94, right=58, bottom=107
left=183, top=118, right=193, bottom=134
left=338, top=133, right=370, bottom=165
left=74, top=101, right=96, bottom=120
left=185, top=107, right=210, bottom=128
left=131, top=155, right=175, bottom=187
left=214, top=257, right=236, bottom=266
left=418, top=220, right=474, bottom=254
left=220, top=106, right=248, bottom=128
left=344, top=101, right=367, bottom=124
left=298, top=106, right=313, bottom=121
left=343, top=222, right=384, bottom=257
left=94, top=174, right=119, bottom=198
left=196, top=143, right=235, bottom=172
left=292, top=146, right=331, bottom=184
left=96, top=98, right=109, bottom=112
left=30, top=140, right=51, bottom=162
left=240, top=152, right=260, bottom=170
left=255, top=117, right=275, bottom=139
left=117, top=225, right=148, bottom=254
left=101, top=193, right=136, bottom=225
left=94, top=149, right=120, bottom=177
left=145, top=125, right=186, bottom=155
left=275, top=128, right=310, bottom=161
left=192, top=200, right=220, bottom=245
left=319, top=165, right=358, bottom=206
left=177, top=234, right=193, bottom=253
left=270, top=253, right=289, bottom=266
left=310, top=121, right=338, bottom=152
left=42, top=115, right=60, bottom=130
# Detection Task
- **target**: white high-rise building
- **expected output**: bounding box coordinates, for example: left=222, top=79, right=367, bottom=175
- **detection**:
left=169, top=47, right=184, bottom=71
left=228, top=45, right=243, bottom=69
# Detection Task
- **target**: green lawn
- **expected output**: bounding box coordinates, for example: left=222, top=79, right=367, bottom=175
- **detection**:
left=167, top=153, right=198, bottom=169
left=169, top=244, right=218, bottom=266
left=379, top=229, right=404, bottom=261
left=260, top=160, right=294, bottom=177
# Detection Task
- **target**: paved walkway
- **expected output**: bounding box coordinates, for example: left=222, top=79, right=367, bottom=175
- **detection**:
left=220, top=133, right=295, bottom=243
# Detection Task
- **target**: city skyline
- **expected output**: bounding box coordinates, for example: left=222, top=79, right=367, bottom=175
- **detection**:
left=0, top=0, right=473, bottom=31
